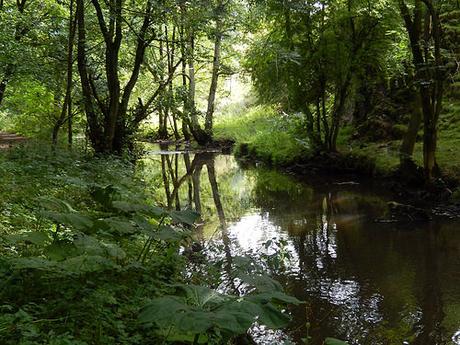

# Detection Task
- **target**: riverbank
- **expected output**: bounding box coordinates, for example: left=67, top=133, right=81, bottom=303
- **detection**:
left=214, top=105, right=460, bottom=208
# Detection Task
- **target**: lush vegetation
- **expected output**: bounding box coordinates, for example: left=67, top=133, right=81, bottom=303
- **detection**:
left=0, top=0, right=459, bottom=184
left=0, top=0, right=459, bottom=343
left=0, top=145, right=309, bottom=344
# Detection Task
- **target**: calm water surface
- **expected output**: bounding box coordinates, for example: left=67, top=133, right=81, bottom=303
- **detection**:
left=140, top=147, right=460, bottom=345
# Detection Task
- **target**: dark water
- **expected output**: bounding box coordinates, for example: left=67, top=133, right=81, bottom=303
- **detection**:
left=140, top=147, right=460, bottom=345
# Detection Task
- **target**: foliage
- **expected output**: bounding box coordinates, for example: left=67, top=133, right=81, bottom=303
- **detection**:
left=0, top=145, right=301, bottom=344
left=215, top=105, right=309, bottom=165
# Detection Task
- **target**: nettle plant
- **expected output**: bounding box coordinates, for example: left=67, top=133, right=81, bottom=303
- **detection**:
left=0, top=182, right=302, bottom=344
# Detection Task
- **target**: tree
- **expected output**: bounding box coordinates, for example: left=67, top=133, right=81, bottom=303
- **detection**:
left=75, top=0, right=159, bottom=153
left=246, top=0, right=395, bottom=152
left=399, top=0, right=447, bottom=182
left=0, top=0, right=28, bottom=106
left=52, top=0, right=77, bottom=147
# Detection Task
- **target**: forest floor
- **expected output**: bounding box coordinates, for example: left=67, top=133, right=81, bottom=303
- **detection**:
left=0, top=132, right=27, bottom=149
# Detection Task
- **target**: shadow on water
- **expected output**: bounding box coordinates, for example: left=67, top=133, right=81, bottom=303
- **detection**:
left=139, top=146, right=460, bottom=345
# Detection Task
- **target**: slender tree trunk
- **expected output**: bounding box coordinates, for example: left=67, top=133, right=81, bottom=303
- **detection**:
left=52, top=0, right=76, bottom=148
left=205, top=15, right=223, bottom=137
left=68, top=113, right=73, bottom=148
left=161, top=155, right=172, bottom=209
left=76, top=0, right=104, bottom=152
left=400, top=0, right=445, bottom=182
left=179, top=24, right=191, bottom=141
left=400, top=93, right=422, bottom=166
left=158, top=32, right=168, bottom=139
left=182, top=9, right=209, bottom=145
left=0, top=66, right=13, bottom=106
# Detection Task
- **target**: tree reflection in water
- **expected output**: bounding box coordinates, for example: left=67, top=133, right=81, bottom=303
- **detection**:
left=144, top=147, right=460, bottom=345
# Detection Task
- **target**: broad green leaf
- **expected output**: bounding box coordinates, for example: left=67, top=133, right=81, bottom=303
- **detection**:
left=73, top=235, right=104, bottom=256
left=60, top=255, right=116, bottom=273
left=248, top=291, right=303, bottom=305
left=170, top=209, right=200, bottom=225
left=97, top=218, right=137, bottom=235
left=324, top=338, right=349, bottom=345
left=257, top=303, right=290, bottom=329
left=44, top=242, right=77, bottom=261
left=112, top=201, right=164, bottom=217
left=6, top=231, right=50, bottom=245
left=213, top=309, right=255, bottom=335
left=139, top=296, right=189, bottom=326
left=153, top=225, right=188, bottom=241
left=240, top=273, right=283, bottom=292
left=39, top=196, right=76, bottom=212
left=42, top=211, right=94, bottom=231
left=90, top=185, right=119, bottom=208
left=13, top=258, right=58, bottom=271
left=103, top=243, right=126, bottom=260
left=175, top=284, right=225, bottom=307
left=177, top=311, right=213, bottom=333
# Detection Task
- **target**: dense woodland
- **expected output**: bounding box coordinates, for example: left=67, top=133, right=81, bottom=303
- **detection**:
left=0, top=0, right=458, bottom=179
left=0, top=0, right=459, bottom=344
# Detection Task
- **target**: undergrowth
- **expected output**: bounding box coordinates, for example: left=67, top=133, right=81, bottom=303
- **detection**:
left=214, top=106, right=309, bottom=166
left=0, top=145, right=303, bottom=345
left=216, top=100, right=460, bottom=182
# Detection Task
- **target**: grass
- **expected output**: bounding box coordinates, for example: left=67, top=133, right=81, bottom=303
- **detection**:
left=337, top=99, right=460, bottom=179
left=216, top=99, right=460, bottom=180
left=214, top=105, right=309, bottom=165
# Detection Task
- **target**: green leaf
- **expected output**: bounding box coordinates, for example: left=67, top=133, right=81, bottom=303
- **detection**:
left=97, top=218, right=137, bottom=235
left=213, top=309, right=255, bottom=335
left=139, top=296, right=189, bottom=326
left=91, top=185, right=119, bottom=208
left=60, top=255, right=116, bottom=273
left=103, top=243, right=126, bottom=260
left=112, top=201, right=164, bottom=217
left=177, top=311, right=213, bottom=333
left=39, top=196, right=76, bottom=212
left=44, top=242, right=77, bottom=260
left=175, top=284, right=225, bottom=307
left=248, top=291, right=303, bottom=305
left=240, top=273, right=283, bottom=292
left=42, top=211, right=94, bottom=231
left=73, top=235, right=104, bottom=256
left=6, top=231, right=50, bottom=245
left=324, top=338, right=349, bottom=345
left=170, top=209, right=200, bottom=225
left=13, top=258, right=58, bottom=271
left=256, top=303, right=290, bottom=329
left=153, top=225, right=189, bottom=241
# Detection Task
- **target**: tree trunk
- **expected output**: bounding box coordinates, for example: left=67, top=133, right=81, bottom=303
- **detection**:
left=205, top=22, right=223, bottom=137
left=0, top=67, right=13, bottom=106
left=181, top=6, right=210, bottom=145
left=52, top=0, right=76, bottom=148
left=400, top=0, right=445, bottom=183
left=0, top=0, right=28, bottom=106
left=400, top=93, right=422, bottom=166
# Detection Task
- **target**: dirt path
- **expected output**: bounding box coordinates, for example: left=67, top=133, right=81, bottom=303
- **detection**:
left=0, top=132, right=27, bottom=149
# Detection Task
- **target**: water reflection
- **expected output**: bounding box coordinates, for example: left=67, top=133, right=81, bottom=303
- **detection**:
left=140, top=148, right=460, bottom=345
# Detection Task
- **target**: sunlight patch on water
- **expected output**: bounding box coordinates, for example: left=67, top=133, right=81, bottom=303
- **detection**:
left=228, top=212, right=284, bottom=252
left=227, top=212, right=300, bottom=268
left=453, top=330, right=460, bottom=345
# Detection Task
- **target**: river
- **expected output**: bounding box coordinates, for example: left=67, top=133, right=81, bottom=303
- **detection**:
left=140, top=146, right=460, bottom=345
